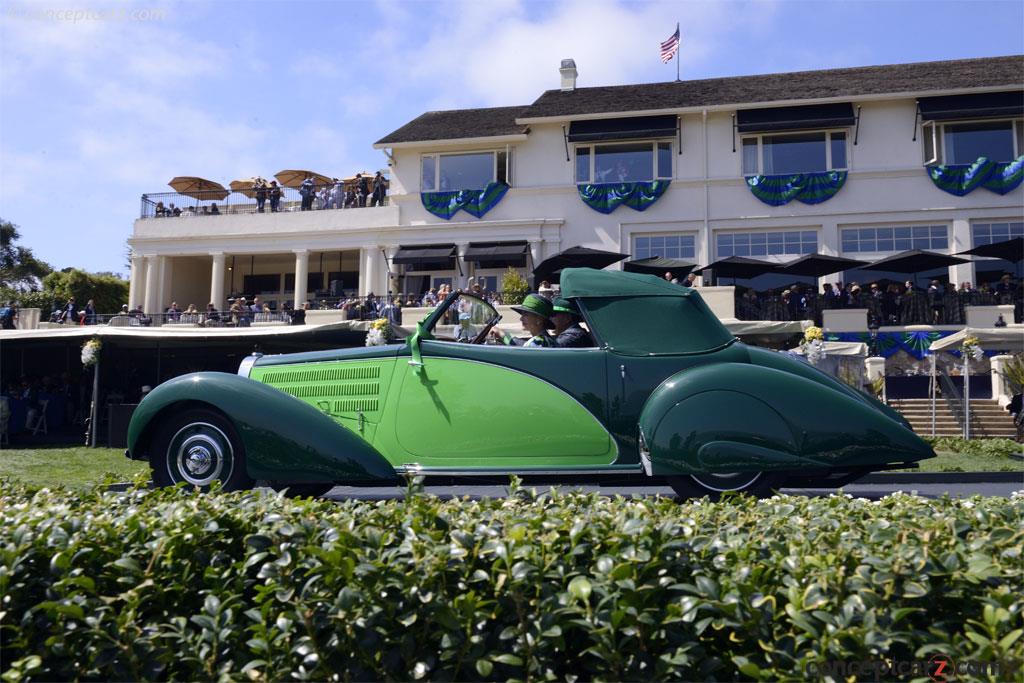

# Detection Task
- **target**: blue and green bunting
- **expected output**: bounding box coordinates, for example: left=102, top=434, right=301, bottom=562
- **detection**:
left=745, top=171, right=847, bottom=206
left=825, top=330, right=956, bottom=360
left=927, top=155, right=1024, bottom=196
left=420, top=182, right=509, bottom=220
left=577, top=181, right=669, bottom=214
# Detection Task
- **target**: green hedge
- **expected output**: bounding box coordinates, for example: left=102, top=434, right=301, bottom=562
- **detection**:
left=923, top=436, right=1022, bottom=459
left=2, top=483, right=1022, bottom=681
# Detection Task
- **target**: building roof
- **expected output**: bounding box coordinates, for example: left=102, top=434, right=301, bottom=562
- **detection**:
left=520, top=55, right=1024, bottom=120
left=375, top=105, right=529, bottom=145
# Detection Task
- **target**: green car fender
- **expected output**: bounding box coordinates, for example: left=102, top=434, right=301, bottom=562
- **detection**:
left=638, top=363, right=935, bottom=476
left=127, top=372, right=399, bottom=484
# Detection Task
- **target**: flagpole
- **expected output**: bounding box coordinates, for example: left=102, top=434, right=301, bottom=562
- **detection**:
left=675, top=22, right=680, bottom=82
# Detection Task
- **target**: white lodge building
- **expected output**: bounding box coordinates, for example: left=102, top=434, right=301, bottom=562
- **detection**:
left=129, top=55, right=1023, bottom=323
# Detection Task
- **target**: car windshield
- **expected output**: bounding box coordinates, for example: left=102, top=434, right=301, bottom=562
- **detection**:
left=429, top=293, right=499, bottom=342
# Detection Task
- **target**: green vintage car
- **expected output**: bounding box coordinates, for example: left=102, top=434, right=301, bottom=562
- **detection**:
left=126, top=268, right=934, bottom=499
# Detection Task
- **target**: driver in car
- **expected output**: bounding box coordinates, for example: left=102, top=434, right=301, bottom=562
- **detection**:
left=490, top=293, right=554, bottom=347
left=551, top=297, right=595, bottom=348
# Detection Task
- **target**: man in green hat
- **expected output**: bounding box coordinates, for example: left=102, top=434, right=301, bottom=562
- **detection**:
left=490, top=293, right=554, bottom=347
left=551, top=297, right=595, bottom=348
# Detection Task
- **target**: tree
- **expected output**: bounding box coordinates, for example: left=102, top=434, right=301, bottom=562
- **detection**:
left=41, top=269, right=129, bottom=315
left=501, top=267, right=529, bottom=305
left=0, top=219, right=52, bottom=291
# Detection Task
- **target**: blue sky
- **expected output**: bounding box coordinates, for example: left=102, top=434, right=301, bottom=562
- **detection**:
left=1, top=0, right=1022, bottom=276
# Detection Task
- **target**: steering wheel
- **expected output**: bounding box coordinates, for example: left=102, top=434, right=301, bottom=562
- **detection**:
left=472, top=317, right=501, bottom=344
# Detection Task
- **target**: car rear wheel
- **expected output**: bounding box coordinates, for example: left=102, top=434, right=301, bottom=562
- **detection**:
left=269, top=482, right=335, bottom=498
left=667, top=470, right=781, bottom=501
left=151, top=409, right=253, bottom=491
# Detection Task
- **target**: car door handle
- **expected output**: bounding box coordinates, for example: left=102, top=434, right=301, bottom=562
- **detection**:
left=408, top=360, right=424, bottom=367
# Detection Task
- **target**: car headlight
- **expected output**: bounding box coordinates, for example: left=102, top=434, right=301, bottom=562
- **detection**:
left=237, top=354, right=262, bottom=377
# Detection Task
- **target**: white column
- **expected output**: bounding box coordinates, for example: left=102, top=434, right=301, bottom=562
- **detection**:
left=950, top=218, right=973, bottom=287
left=528, top=240, right=544, bottom=274
left=456, top=242, right=470, bottom=289
left=990, top=355, right=1014, bottom=407
left=209, top=253, right=226, bottom=308
left=383, top=246, right=399, bottom=297
left=360, top=247, right=379, bottom=296
left=293, top=249, right=309, bottom=308
left=128, top=254, right=144, bottom=309
left=144, top=255, right=160, bottom=314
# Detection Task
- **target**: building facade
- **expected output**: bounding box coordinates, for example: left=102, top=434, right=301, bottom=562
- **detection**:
left=129, top=55, right=1023, bottom=317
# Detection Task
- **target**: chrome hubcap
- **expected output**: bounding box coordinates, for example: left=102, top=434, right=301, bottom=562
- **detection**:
left=690, top=471, right=761, bottom=493
left=168, top=422, right=232, bottom=486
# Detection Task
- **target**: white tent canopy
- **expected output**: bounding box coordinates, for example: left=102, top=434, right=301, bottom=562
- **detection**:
left=928, top=327, right=1024, bottom=353
left=790, top=341, right=868, bottom=357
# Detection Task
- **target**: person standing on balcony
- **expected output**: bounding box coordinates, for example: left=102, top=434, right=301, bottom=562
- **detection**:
left=268, top=181, right=282, bottom=212
left=300, top=176, right=315, bottom=211
left=254, top=178, right=267, bottom=213
left=370, top=171, right=387, bottom=207
left=357, top=173, right=369, bottom=207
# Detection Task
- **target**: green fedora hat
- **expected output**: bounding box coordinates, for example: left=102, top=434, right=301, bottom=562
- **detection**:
left=511, top=293, right=554, bottom=327
left=551, top=297, right=582, bottom=318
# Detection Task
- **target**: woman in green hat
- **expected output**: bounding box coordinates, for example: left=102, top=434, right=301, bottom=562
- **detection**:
left=551, top=297, right=595, bottom=348
left=490, top=293, right=554, bottom=347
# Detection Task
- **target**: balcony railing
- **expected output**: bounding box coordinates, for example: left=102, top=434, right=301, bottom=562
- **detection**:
left=140, top=184, right=388, bottom=219
left=734, top=289, right=1021, bottom=324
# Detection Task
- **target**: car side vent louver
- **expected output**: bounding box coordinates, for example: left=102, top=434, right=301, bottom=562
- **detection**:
left=333, top=399, right=380, bottom=412
left=263, top=365, right=381, bottom=384
left=279, top=382, right=380, bottom=399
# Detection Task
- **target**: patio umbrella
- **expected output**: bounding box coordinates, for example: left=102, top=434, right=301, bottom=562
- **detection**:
left=623, top=256, right=696, bottom=276
left=533, top=246, right=630, bottom=284
left=778, top=253, right=867, bottom=277
left=229, top=177, right=268, bottom=199
left=167, top=176, right=229, bottom=201
left=957, top=237, right=1024, bottom=262
left=695, top=256, right=778, bottom=283
left=274, top=169, right=333, bottom=189
left=861, top=249, right=969, bottom=289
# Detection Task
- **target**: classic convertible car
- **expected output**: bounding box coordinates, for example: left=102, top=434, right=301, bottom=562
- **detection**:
left=126, top=268, right=934, bottom=499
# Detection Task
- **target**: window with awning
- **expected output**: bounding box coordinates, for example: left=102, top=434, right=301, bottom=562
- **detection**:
left=567, top=115, right=677, bottom=143
left=918, top=92, right=1023, bottom=122
left=462, top=242, right=528, bottom=267
left=392, top=245, right=457, bottom=269
left=736, top=103, right=856, bottom=133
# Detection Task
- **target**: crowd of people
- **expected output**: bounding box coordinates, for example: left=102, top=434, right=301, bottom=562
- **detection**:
left=147, top=172, right=388, bottom=218
left=734, top=275, right=1023, bottom=325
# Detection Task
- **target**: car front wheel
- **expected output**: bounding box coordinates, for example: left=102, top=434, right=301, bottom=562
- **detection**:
left=151, top=409, right=253, bottom=491
left=666, top=470, right=781, bottom=501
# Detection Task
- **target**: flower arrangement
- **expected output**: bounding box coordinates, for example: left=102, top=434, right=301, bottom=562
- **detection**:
left=365, top=318, right=393, bottom=347
left=961, top=335, right=985, bottom=362
left=81, top=338, right=102, bottom=367
left=800, top=325, right=825, bottom=363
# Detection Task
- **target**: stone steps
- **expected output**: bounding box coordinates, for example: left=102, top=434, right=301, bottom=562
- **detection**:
left=887, top=398, right=1018, bottom=438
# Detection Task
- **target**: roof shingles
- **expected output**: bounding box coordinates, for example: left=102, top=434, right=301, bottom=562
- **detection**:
left=375, top=106, right=529, bottom=145
left=375, top=56, right=1023, bottom=145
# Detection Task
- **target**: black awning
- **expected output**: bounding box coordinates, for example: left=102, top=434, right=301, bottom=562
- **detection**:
left=567, top=115, right=677, bottom=143
left=463, top=242, right=528, bottom=263
left=392, top=245, right=456, bottom=265
left=736, top=103, right=856, bottom=133
left=918, top=91, right=1024, bottom=121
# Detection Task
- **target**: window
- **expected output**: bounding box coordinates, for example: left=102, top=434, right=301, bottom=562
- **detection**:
left=420, top=150, right=511, bottom=192
left=972, top=221, right=1024, bottom=246
left=923, top=119, right=1023, bottom=165
left=741, top=131, right=847, bottom=175
left=717, top=230, right=816, bottom=258
left=633, top=234, right=696, bottom=260
left=840, top=225, right=948, bottom=253
left=575, top=141, right=673, bottom=184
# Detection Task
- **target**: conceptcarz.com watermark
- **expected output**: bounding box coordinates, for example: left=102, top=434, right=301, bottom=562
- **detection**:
left=5, top=5, right=166, bottom=22
left=806, top=655, right=1022, bottom=681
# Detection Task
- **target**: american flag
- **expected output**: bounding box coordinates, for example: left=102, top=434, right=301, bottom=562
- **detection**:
left=660, top=25, right=680, bottom=63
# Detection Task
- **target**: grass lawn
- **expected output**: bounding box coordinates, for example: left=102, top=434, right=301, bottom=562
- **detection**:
left=899, top=449, right=1023, bottom=473
left=0, top=447, right=148, bottom=491
left=0, top=443, right=1020, bottom=491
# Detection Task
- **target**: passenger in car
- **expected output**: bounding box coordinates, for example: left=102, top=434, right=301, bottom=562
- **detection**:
left=491, top=293, right=554, bottom=347
left=551, top=297, right=595, bottom=348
